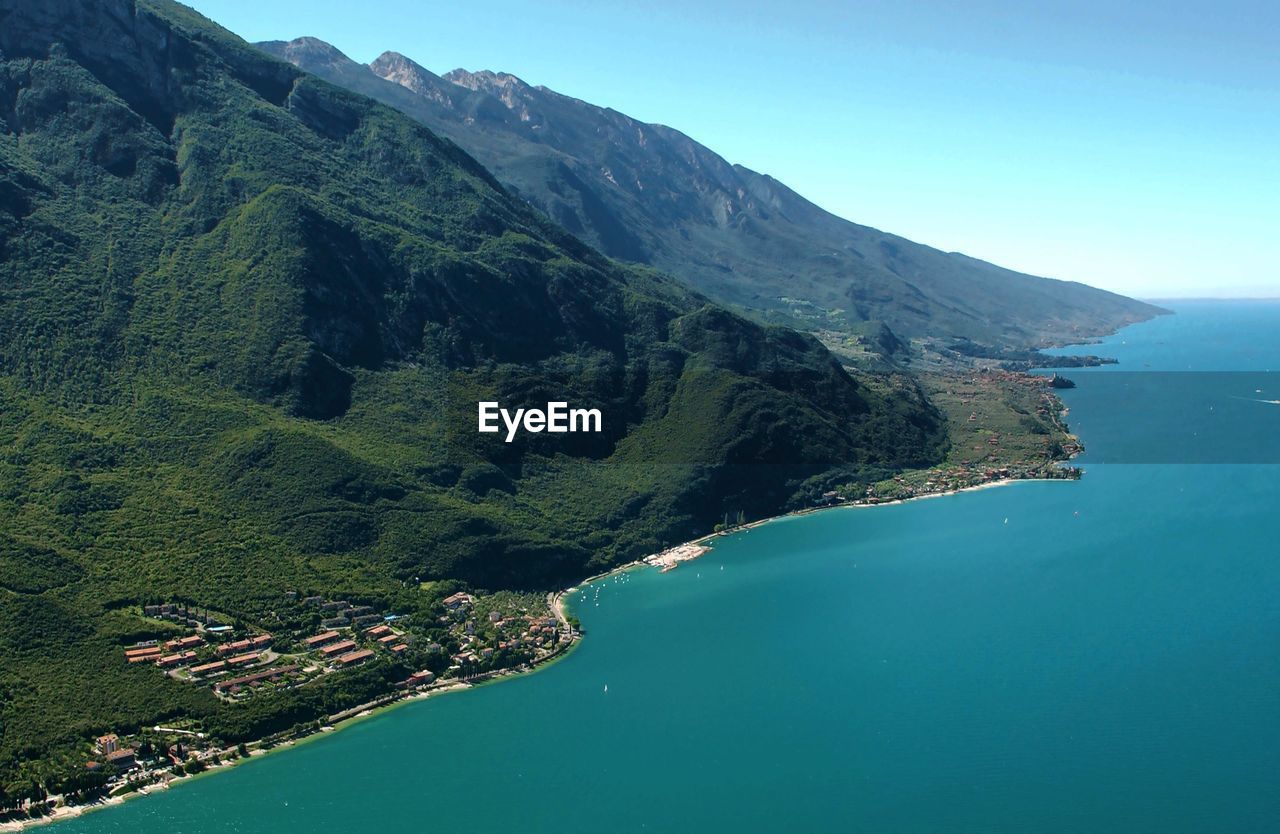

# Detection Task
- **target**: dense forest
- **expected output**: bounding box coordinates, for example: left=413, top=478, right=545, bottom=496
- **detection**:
left=0, top=0, right=947, bottom=785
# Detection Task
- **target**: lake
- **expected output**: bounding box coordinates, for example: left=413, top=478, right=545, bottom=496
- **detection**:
left=63, top=300, right=1280, bottom=833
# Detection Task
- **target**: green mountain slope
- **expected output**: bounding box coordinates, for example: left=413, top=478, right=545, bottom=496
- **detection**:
left=0, top=0, right=944, bottom=777
left=260, top=38, right=1167, bottom=348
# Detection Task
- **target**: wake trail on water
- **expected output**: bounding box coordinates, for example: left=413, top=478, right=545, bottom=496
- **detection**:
left=1227, top=396, right=1280, bottom=406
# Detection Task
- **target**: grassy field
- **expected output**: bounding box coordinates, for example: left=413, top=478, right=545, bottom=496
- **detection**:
left=927, top=370, right=1079, bottom=467
left=856, top=370, right=1081, bottom=501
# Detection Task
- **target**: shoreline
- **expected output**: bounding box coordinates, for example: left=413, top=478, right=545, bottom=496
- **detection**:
left=0, top=679, right=476, bottom=833
left=554, top=473, right=1068, bottom=604
left=3, top=471, right=1070, bottom=832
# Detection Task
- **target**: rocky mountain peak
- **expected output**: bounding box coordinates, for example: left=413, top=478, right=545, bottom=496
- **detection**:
left=369, top=50, right=445, bottom=98
left=444, top=69, right=525, bottom=92
left=260, top=36, right=354, bottom=70
left=442, top=69, right=544, bottom=125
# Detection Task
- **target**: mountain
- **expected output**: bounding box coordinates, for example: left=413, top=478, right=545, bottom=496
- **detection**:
left=0, top=0, right=946, bottom=774
left=259, top=38, right=1166, bottom=349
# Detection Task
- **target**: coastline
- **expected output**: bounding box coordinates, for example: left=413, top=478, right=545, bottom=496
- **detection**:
left=553, top=473, right=1059, bottom=605
left=4, top=473, right=1068, bottom=832
left=0, top=680, right=475, bottom=833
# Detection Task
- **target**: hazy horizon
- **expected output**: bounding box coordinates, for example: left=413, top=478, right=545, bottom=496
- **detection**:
left=189, top=0, right=1278, bottom=300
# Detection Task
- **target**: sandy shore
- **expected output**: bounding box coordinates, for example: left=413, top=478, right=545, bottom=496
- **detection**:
left=556, top=476, right=1053, bottom=610
left=1, top=795, right=123, bottom=832
left=841, top=476, right=1017, bottom=509
left=644, top=542, right=712, bottom=572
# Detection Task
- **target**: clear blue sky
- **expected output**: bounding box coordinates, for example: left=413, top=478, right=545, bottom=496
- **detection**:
left=188, top=0, right=1278, bottom=299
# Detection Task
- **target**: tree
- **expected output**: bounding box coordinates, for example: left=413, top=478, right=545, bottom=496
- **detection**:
left=3, top=778, right=40, bottom=810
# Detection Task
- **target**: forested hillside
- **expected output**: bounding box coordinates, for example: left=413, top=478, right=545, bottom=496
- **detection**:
left=0, top=0, right=945, bottom=781
left=261, top=38, right=1167, bottom=348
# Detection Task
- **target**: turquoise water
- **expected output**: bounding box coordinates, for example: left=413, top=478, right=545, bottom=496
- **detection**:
left=65, top=301, right=1280, bottom=832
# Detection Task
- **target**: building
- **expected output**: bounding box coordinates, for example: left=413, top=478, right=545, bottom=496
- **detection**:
left=164, top=635, right=205, bottom=651
left=377, top=634, right=399, bottom=646
left=190, top=660, right=228, bottom=677
left=105, top=748, right=137, bottom=771
left=214, top=664, right=301, bottom=694
left=365, top=624, right=391, bottom=638
left=97, top=734, right=120, bottom=755
left=390, top=643, right=408, bottom=654
left=337, top=649, right=374, bottom=666
left=442, top=592, right=473, bottom=611
left=303, top=631, right=341, bottom=649
left=125, top=646, right=162, bottom=663
left=320, top=639, right=357, bottom=657
left=226, top=652, right=263, bottom=667
left=216, top=634, right=273, bottom=656
left=156, top=651, right=198, bottom=668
